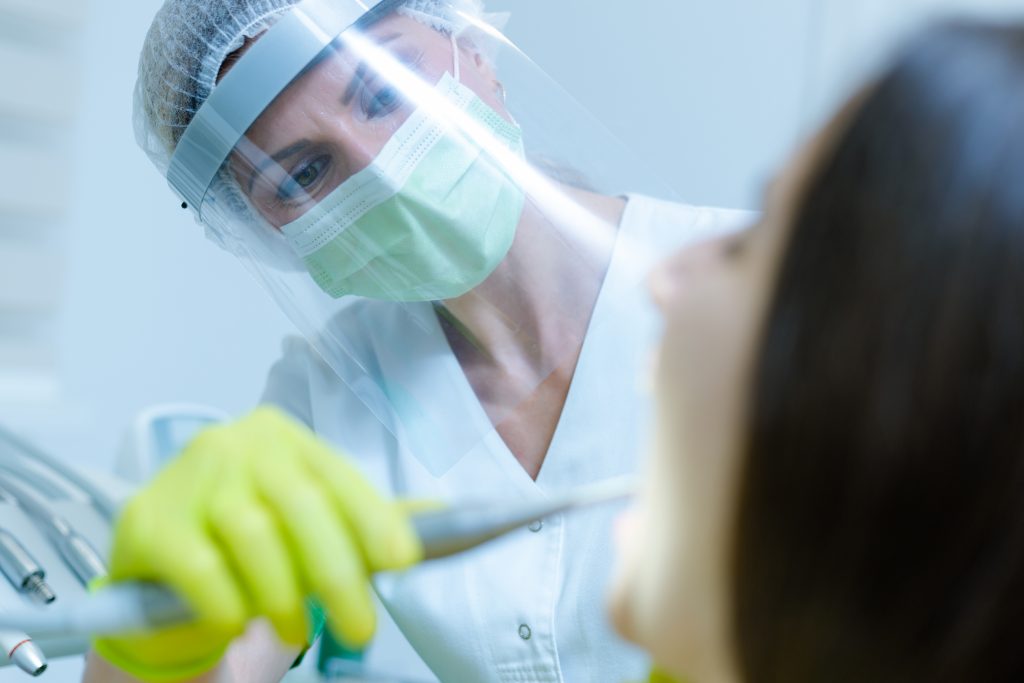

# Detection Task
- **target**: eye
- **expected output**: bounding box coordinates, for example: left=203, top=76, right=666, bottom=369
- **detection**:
left=362, top=84, right=403, bottom=120
left=278, top=155, right=330, bottom=201
left=357, top=50, right=422, bottom=120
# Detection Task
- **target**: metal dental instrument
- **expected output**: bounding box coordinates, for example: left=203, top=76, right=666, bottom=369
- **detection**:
left=0, top=424, right=118, bottom=521
left=0, top=530, right=55, bottom=605
left=414, top=475, right=638, bottom=559
left=0, top=493, right=50, bottom=674
left=0, top=477, right=108, bottom=586
left=0, top=626, right=47, bottom=677
left=320, top=657, right=435, bottom=683
left=0, top=465, right=68, bottom=503
left=0, top=476, right=637, bottom=638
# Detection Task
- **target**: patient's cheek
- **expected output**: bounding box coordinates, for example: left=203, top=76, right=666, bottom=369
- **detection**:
left=614, top=507, right=639, bottom=548
left=607, top=467, right=680, bottom=642
left=608, top=503, right=650, bottom=643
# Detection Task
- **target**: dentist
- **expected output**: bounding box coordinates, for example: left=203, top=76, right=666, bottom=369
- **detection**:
left=86, top=1, right=751, bottom=681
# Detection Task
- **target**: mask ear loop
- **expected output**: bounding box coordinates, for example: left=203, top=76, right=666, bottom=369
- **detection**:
left=450, top=31, right=461, bottom=82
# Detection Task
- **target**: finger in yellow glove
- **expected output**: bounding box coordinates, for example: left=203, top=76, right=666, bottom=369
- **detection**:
left=625, top=667, right=685, bottom=683
left=648, top=667, right=684, bottom=683
left=93, top=407, right=421, bottom=682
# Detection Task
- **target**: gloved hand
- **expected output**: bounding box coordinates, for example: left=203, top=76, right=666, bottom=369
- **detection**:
left=93, top=407, right=421, bottom=682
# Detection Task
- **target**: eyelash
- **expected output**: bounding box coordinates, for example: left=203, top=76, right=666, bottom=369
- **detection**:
left=278, top=154, right=331, bottom=202
left=361, top=84, right=403, bottom=120
left=359, top=52, right=423, bottom=120
left=269, top=52, right=424, bottom=205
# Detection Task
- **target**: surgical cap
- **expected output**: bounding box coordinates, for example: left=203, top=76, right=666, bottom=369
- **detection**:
left=134, top=0, right=488, bottom=177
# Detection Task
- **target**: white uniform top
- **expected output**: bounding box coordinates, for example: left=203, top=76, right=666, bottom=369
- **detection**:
left=262, top=195, right=753, bottom=683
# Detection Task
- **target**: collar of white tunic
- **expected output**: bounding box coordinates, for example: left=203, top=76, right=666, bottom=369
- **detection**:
left=365, top=194, right=754, bottom=480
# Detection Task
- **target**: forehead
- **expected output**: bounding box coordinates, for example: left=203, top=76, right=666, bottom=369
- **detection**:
left=246, top=14, right=448, bottom=119
left=311, top=10, right=451, bottom=73
left=229, top=11, right=453, bottom=157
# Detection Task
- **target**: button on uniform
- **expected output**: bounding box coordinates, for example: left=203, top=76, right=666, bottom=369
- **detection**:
left=518, top=624, right=532, bottom=641
left=528, top=519, right=544, bottom=533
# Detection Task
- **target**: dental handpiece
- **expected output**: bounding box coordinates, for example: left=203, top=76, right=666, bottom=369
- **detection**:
left=0, top=530, right=55, bottom=605
left=0, top=477, right=108, bottom=585
left=0, top=627, right=47, bottom=677
left=0, top=423, right=118, bottom=521
left=0, top=477, right=636, bottom=638
left=0, top=543, right=47, bottom=676
left=413, top=475, right=638, bottom=560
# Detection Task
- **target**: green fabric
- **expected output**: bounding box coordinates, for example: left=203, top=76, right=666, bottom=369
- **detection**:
left=291, top=598, right=329, bottom=670
left=294, top=90, right=526, bottom=302
left=316, top=629, right=366, bottom=674
left=306, top=599, right=327, bottom=645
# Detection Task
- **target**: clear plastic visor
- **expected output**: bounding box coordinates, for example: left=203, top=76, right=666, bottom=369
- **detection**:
left=195, top=3, right=662, bottom=467
left=236, top=19, right=510, bottom=224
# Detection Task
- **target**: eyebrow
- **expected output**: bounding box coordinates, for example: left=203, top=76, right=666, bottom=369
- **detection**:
left=246, top=32, right=406, bottom=193
left=248, top=139, right=312, bottom=193
left=341, top=32, right=404, bottom=106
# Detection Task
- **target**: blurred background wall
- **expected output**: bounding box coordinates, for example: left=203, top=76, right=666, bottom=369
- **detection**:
left=1, top=0, right=1023, bottom=676
left=3, top=0, right=1023, bottom=502
left=4, top=0, right=1022, bottom=494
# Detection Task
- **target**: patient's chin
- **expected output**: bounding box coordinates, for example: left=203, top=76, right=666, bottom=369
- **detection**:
left=607, top=507, right=645, bottom=642
left=606, top=572, right=640, bottom=644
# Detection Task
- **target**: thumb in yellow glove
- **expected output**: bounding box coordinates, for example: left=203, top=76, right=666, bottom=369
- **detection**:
left=93, top=407, right=421, bottom=682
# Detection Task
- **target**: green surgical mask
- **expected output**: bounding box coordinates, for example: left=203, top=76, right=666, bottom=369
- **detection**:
left=281, top=71, right=526, bottom=302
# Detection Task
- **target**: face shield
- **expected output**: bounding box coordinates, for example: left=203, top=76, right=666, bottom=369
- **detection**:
left=164, top=0, right=663, bottom=462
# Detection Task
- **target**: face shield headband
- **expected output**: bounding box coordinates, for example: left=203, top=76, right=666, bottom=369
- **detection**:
left=167, top=0, right=391, bottom=217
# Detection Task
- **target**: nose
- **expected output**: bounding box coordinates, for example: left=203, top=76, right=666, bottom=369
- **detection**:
left=313, top=106, right=391, bottom=183
left=648, top=235, right=732, bottom=312
left=332, top=126, right=380, bottom=182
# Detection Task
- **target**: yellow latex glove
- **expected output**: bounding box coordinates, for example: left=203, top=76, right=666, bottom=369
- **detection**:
left=625, top=667, right=684, bottom=683
left=93, top=407, right=421, bottom=682
left=649, top=668, right=684, bottom=683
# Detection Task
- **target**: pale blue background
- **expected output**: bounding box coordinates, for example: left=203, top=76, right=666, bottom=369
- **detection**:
left=6, top=0, right=1024, bottom=678
left=23, top=0, right=1019, bottom=471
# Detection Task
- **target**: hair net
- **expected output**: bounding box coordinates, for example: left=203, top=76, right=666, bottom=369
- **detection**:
left=134, top=0, right=491, bottom=178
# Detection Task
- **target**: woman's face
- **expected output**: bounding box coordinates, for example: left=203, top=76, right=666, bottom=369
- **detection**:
left=229, top=13, right=505, bottom=229
left=608, top=116, right=849, bottom=681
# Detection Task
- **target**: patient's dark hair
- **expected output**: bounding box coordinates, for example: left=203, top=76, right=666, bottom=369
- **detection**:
left=731, top=21, right=1024, bottom=683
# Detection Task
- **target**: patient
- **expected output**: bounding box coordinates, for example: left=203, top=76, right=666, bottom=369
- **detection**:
left=611, top=21, right=1024, bottom=683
